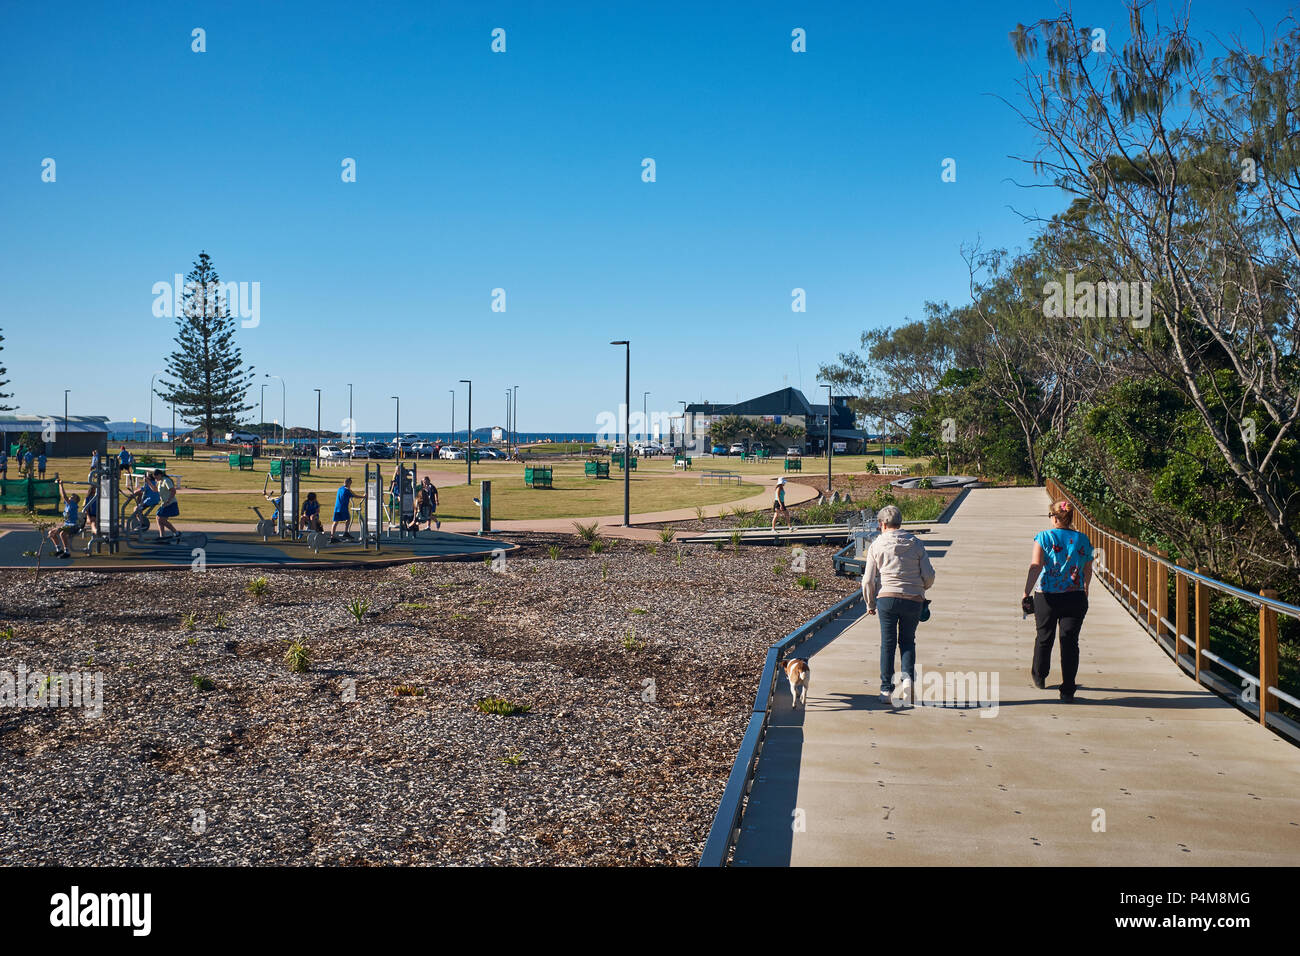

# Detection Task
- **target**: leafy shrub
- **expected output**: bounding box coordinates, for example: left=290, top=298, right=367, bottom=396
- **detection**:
left=475, top=695, right=531, bottom=716
left=284, top=641, right=311, bottom=673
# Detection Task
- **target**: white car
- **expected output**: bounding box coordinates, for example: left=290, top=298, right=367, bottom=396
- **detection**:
left=729, top=442, right=746, bottom=456
left=410, top=441, right=436, bottom=458
left=440, top=446, right=466, bottom=460
left=344, top=444, right=369, bottom=459
left=785, top=447, right=802, bottom=458
left=319, top=444, right=347, bottom=460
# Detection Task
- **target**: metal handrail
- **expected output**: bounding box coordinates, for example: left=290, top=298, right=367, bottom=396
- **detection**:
left=698, top=588, right=864, bottom=867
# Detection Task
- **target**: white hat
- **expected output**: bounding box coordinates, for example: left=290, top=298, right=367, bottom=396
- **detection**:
left=776, top=477, right=787, bottom=485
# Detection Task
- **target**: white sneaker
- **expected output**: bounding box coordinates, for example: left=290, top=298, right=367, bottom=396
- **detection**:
left=893, top=677, right=914, bottom=708
left=880, top=690, right=893, bottom=705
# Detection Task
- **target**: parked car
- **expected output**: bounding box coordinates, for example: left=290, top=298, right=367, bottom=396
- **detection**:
left=366, top=442, right=393, bottom=459
left=225, top=430, right=260, bottom=443
left=440, top=446, right=466, bottom=460
left=319, top=444, right=347, bottom=460
left=729, top=442, right=746, bottom=456
left=785, top=447, right=802, bottom=458
left=634, top=441, right=663, bottom=456
left=409, top=441, right=437, bottom=458
left=477, top=447, right=505, bottom=460
left=710, top=444, right=727, bottom=456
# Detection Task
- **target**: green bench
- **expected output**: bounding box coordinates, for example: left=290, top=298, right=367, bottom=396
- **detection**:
left=0, top=477, right=60, bottom=510
left=228, top=453, right=254, bottom=471
left=524, top=465, right=553, bottom=488
left=784, top=458, right=802, bottom=471
left=615, top=456, right=638, bottom=471
left=584, top=460, right=610, bottom=479
left=756, top=449, right=771, bottom=459
left=133, top=465, right=168, bottom=477
left=674, top=455, right=692, bottom=470
left=173, top=445, right=194, bottom=460
left=136, top=456, right=166, bottom=469
left=270, top=459, right=311, bottom=478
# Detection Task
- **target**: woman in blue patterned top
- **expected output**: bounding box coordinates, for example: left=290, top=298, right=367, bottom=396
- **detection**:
left=1022, top=500, right=1094, bottom=701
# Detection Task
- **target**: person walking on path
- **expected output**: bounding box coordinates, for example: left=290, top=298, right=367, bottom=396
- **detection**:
left=862, top=504, right=935, bottom=706
left=1022, top=499, right=1094, bottom=702
left=771, top=476, right=793, bottom=531
left=37, top=452, right=47, bottom=479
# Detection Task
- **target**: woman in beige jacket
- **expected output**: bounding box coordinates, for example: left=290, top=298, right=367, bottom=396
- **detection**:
left=862, top=505, right=936, bottom=705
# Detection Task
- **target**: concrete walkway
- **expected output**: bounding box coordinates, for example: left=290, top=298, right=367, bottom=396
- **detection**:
left=734, top=486, right=1300, bottom=866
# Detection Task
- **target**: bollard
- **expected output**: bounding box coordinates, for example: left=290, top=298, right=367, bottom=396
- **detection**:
left=479, top=480, right=491, bottom=534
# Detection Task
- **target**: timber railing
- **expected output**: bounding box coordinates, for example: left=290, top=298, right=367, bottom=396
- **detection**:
left=1045, top=477, right=1300, bottom=742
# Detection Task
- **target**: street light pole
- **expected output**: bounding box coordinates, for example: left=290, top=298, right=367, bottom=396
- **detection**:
left=512, top=385, right=518, bottom=457
left=260, top=383, right=267, bottom=438
left=643, top=391, right=650, bottom=445
left=505, top=388, right=511, bottom=456
left=611, top=341, right=630, bottom=526
left=347, top=382, right=353, bottom=441
left=63, top=389, right=70, bottom=456
left=460, top=380, right=472, bottom=484
left=449, top=390, right=455, bottom=444
left=390, top=396, right=400, bottom=460
left=149, top=371, right=164, bottom=450
left=822, top=383, right=833, bottom=493
left=314, top=388, right=321, bottom=468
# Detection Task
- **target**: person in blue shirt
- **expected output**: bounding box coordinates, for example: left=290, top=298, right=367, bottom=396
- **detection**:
left=0, top=449, right=7, bottom=479
left=1023, top=500, right=1095, bottom=702
left=37, top=452, right=47, bottom=479
left=331, top=477, right=359, bottom=542
left=121, top=472, right=161, bottom=531
left=299, top=491, right=322, bottom=533
left=23, top=450, right=34, bottom=475
left=117, top=445, right=132, bottom=484
left=48, top=477, right=80, bottom=558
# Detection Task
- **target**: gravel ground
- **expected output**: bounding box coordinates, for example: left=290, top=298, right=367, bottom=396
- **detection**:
left=0, top=533, right=854, bottom=866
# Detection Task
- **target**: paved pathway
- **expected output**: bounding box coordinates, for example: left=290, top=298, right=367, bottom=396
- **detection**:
left=733, top=486, right=1300, bottom=865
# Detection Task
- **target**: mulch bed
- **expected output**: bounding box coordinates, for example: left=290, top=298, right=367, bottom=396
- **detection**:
left=0, top=535, right=854, bottom=865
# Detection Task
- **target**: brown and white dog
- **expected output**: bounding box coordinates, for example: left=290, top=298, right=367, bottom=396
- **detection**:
left=781, top=658, right=810, bottom=708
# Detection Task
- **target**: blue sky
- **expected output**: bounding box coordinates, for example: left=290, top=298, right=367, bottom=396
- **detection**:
left=0, top=0, right=1285, bottom=434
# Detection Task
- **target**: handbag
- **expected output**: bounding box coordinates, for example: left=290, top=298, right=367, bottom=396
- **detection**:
left=919, top=599, right=932, bottom=622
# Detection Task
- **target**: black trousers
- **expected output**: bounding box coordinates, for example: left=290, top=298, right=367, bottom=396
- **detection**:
left=1032, top=590, right=1088, bottom=693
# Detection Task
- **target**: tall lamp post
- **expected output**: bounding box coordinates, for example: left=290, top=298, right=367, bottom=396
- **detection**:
left=512, top=385, right=518, bottom=457
left=505, top=388, right=512, bottom=456
left=314, top=388, right=322, bottom=468
left=460, top=379, right=472, bottom=484
left=822, top=383, right=833, bottom=492
left=643, top=391, right=650, bottom=445
left=150, top=370, right=165, bottom=450
left=449, top=389, right=455, bottom=444
left=260, top=383, right=267, bottom=439
left=390, top=396, right=400, bottom=460
left=63, top=389, right=70, bottom=456
left=611, top=341, right=630, bottom=526
left=265, top=373, right=285, bottom=446
left=347, top=382, right=353, bottom=444
left=678, top=400, right=686, bottom=452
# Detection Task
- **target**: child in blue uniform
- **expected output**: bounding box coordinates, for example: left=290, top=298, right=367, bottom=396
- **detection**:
left=48, top=478, right=80, bottom=558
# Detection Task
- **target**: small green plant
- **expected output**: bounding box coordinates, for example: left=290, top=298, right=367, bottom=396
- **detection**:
left=548, top=544, right=561, bottom=560
left=917, top=476, right=934, bottom=489
left=450, top=612, right=467, bottom=621
left=408, top=563, right=426, bottom=577
left=499, top=751, right=525, bottom=766
left=475, top=695, right=531, bottom=716
left=675, top=547, right=684, bottom=567
left=600, top=561, right=609, bottom=581
left=658, top=526, right=677, bottom=544
left=589, top=538, right=607, bottom=555
left=622, top=627, right=645, bottom=652
left=797, top=574, right=818, bottom=591
left=191, top=674, right=214, bottom=691
left=714, top=540, right=725, bottom=551
left=0, top=625, right=16, bottom=641
left=397, top=602, right=429, bottom=611
left=630, top=608, right=648, bottom=615
left=180, top=612, right=198, bottom=631
left=213, top=612, right=228, bottom=630
left=483, top=554, right=493, bottom=567
left=394, top=684, right=426, bottom=697
left=246, top=576, right=269, bottom=598
left=284, top=641, right=311, bottom=673
left=346, top=597, right=370, bottom=623
left=573, top=520, right=600, bottom=543
left=645, top=542, right=658, bottom=556
left=695, top=506, right=706, bottom=522
left=730, top=529, right=743, bottom=551
left=186, top=636, right=197, bottom=646
left=772, top=559, right=788, bottom=576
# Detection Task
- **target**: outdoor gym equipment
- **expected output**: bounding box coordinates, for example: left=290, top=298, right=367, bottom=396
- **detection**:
left=275, top=457, right=301, bottom=541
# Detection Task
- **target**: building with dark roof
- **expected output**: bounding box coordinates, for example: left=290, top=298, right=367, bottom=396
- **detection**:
left=682, top=387, right=864, bottom=454
left=0, top=415, right=110, bottom=459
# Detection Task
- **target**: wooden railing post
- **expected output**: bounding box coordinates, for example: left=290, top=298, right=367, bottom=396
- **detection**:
left=1136, top=544, right=1149, bottom=625
left=1155, top=551, right=1169, bottom=640
left=1176, top=562, right=1190, bottom=666
left=1125, top=536, right=1138, bottom=609
left=1194, top=568, right=1210, bottom=683
left=1260, top=589, right=1279, bottom=727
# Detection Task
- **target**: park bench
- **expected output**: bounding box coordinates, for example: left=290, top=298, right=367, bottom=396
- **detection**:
left=136, top=455, right=166, bottom=469
left=784, top=458, right=802, bottom=472
left=674, top=456, right=692, bottom=470
left=132, top=464, right=168, bottom=477
left=228, top=453, right=254, bottom=471
left=584, top=460, right=610, bottom=479
left=699, top=470, right=741, bottom=485
left=756, top=449, right=771, bottom=459
left=0, top=476, right=60, bottom=511
left=524, top=465, right=553, bottom=488
left=741, top=453, right=755, bottom=462
left=269, top=459, right=312, bottom=479
left=173, top=445, right=194, bottom=460
left=879, top=463, right=905, bottom=475
left=616, top=456, right=638, bottom=471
